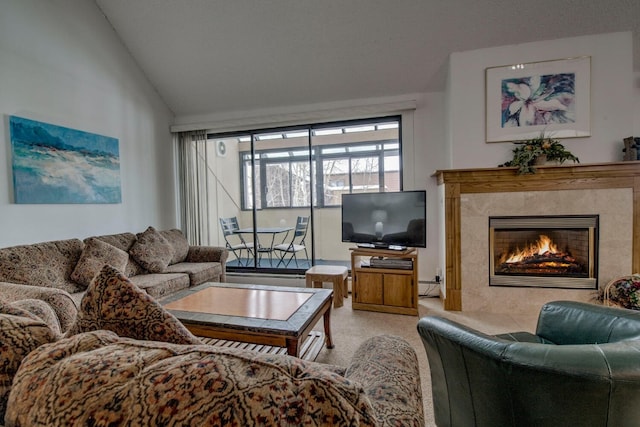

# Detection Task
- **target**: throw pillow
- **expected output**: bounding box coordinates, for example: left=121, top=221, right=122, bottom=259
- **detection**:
left=129, top=226, right=174, bottom=273
left=91, top=233, right=147, bottom=276
left=71, top=237, right=129, bottom=288
left=0, top=304, right=58, bottom=421
left=65, top=265, right=202, bottom=345
left=160, top=229, right=190, bottom=265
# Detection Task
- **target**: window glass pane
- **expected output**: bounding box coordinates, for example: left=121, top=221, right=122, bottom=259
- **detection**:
left=322, top=147, right=346, bottom=155
left=323, top=158, right=349, bottom=206
left=263, top=152, right=289, bottom=159
left=311, top=161, right=317, bottom=206
left=254, top=161, right=262, bottom=209
left=291, top=161, right=311, bottom=207
left=286, top=131, right=309, bottom=138
left=351, top=157, right=379, bottom=193
left=257, top=133, right=283, bottom=141
left=348, top=144, right=378, bottom=153
left=264, top=161, right=311, bottom=207
left=265, top=163, right=290, bottom=207
left=314, top=128, right=342, bottom=136
left=243, top=159, right=254, bottom=209
left=344, top=125, right=375, bottom=133
left=377, top=123, right=399, bottom=130
left=234, top=116, right=401, bottom=210
left=384, top=154, right=401, bottom=192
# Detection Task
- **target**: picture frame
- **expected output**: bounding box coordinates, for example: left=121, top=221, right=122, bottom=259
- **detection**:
left=10, top=116, right=121, bottom=204
left=485, top=56, right=591, bottom=143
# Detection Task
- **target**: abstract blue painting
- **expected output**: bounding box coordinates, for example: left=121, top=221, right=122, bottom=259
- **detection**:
left=10, top=116, right=121, bottom=204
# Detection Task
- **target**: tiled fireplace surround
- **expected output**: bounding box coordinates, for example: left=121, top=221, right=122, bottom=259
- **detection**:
left=434, top=162, right=640, bottom=313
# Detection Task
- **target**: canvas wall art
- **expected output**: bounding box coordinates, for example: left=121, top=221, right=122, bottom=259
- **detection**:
left=485, top=56, right=591, bottom=142
left=10, top=116, right=121, bottom=204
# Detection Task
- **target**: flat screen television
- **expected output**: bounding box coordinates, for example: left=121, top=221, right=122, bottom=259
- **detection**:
left=341, top=190, right=426, bottom=249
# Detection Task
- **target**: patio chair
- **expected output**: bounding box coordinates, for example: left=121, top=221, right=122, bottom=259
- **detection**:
left=219, top=217, right=254, bottom=266
left=273, top=216, right=309, bottom=268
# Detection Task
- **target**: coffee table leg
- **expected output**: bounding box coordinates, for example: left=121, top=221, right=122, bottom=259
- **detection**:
left=286, top=339, right=300, bottom=357
left=324, top=303, right=334, bottom=349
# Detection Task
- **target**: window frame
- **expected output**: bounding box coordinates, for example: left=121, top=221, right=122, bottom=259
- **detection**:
left=207, top=116, right=403, bottom=211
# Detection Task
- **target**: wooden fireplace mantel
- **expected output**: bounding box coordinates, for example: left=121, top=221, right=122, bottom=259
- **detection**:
left=433, top=161, right=640, bottom=311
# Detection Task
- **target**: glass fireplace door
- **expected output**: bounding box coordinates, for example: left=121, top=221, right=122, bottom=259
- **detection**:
left=489, top=215, right=598, bottom=289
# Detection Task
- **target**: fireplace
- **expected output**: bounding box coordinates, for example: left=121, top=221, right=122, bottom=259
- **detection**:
left=489, top=215, right=598, bottom=289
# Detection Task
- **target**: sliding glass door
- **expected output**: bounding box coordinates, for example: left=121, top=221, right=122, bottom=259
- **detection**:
left=248, top=129, right=312, bottom=271
left=206, top=116, right=402, bottom=274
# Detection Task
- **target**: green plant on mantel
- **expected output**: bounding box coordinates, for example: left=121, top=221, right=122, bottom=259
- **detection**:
left=499, top=132, right=580, bottom=175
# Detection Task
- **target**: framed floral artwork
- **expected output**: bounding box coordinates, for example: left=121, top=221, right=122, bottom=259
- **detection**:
left=485, top=56, right=591, bottom=142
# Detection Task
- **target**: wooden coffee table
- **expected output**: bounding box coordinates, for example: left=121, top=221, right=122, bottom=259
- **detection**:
left=161, top=282, right=334, bottom=359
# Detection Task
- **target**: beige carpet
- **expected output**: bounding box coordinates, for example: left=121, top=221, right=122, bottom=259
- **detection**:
left=313, top=295, right=540, bottom=427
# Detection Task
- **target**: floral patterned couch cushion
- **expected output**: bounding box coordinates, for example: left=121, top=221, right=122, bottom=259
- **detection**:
left=0, top=282, right=77, bottom=333
left=345, top=335, right=425, bottom=426
left=65, top=265, right=202, bottom=345
left=160, top=228, right=190, bottom=265
left=0, top=239, right=85, bottom=294
left=163, top=262, right=223, bottom=287
left=6, top=298, right=61, bottom=336
left=129, top=226, right=174, bottom=273
left=90, top=232, right=146, bottom=276
left=6, top=330, right=378, bottom=426
left=0, top=306, right=58, bottom=421
left=71, top=237, right=129, bottom=288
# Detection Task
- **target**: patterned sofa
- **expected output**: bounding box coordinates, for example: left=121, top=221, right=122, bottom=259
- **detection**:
left=1, top=266, right=425, bottom=426
left=0, top=226, right=228, bottom=333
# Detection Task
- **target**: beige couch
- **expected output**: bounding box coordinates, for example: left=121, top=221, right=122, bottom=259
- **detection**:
left=0, top=227, right=228, bottom=333
left=0, top=263, right=425, bottom=426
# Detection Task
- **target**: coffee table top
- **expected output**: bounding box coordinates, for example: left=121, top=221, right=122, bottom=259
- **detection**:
left=161, top=282, right=333, bottom=337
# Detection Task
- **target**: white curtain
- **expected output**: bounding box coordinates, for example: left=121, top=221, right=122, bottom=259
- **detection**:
left=176, top=130, right=209, bottom=245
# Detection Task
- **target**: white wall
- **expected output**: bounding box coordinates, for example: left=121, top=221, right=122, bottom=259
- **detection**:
left=0, top=0, right=175, bottom=246
left=448, top=32, right=635, bottom=169
left=413, top=92, right=448, bottom=282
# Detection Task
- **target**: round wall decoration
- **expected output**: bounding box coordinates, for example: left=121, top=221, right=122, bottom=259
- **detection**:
left=216, top=140, right=227, bottom=157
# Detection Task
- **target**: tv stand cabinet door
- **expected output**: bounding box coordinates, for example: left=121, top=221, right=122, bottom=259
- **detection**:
left=383, top=274, right=413, bottom=307
left=355, top=272, right=383, bottom=305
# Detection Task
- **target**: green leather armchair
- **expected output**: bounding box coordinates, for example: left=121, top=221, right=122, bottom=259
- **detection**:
left=417, top=301, right=640, bottom=427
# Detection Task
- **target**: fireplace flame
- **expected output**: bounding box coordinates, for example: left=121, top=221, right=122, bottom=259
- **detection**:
left=503, top=235, right=559, bottom=264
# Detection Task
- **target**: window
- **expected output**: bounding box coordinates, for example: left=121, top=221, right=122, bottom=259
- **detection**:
left=209, top=117, right=401, bottom=210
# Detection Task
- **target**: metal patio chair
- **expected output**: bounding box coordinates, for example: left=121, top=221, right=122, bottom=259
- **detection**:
left=219, top=217, right=254, bottom=266
left=273, top=216, right=309, bottom=268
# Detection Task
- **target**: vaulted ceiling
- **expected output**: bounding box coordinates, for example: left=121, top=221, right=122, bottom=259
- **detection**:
left=94, top=0, right=639, bottom=118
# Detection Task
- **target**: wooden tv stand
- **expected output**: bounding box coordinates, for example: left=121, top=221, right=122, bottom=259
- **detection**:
left=350, top=247, right=418, bottom=316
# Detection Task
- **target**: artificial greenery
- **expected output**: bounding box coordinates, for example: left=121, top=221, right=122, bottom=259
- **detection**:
left=499, top=133, right=580, bottom=175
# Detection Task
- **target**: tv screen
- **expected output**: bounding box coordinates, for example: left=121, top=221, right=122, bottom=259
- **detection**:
left=341, top=190, right=426, bottom=248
